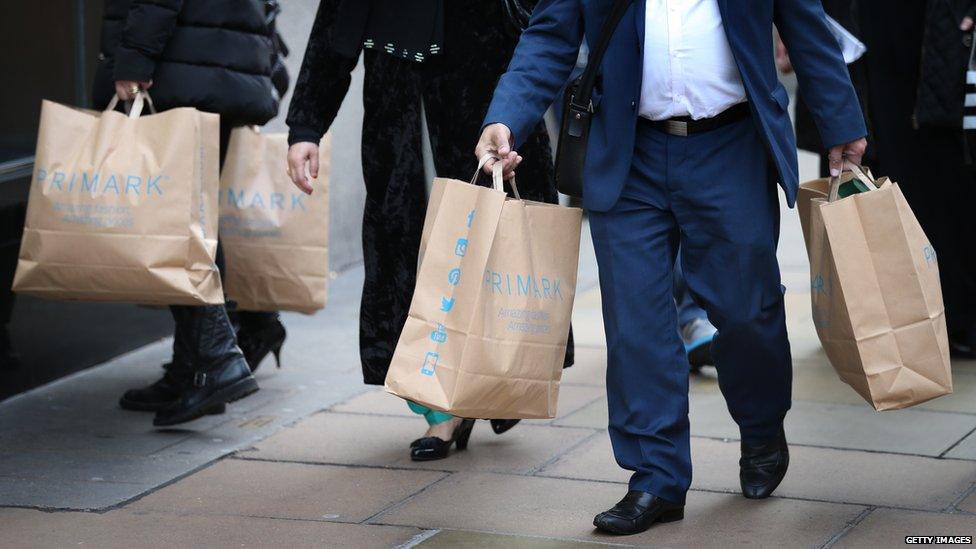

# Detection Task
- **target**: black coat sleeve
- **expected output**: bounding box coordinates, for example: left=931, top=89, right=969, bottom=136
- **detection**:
left=286, top=0, right=359, bottom=145
left=113, top=0, right=184, bottom=82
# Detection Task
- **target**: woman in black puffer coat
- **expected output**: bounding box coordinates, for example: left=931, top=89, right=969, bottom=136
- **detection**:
left=93, top=0, right=287, bottom=427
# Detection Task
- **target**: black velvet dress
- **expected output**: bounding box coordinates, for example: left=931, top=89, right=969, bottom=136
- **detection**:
left=287, top=0, right=573, bottom=385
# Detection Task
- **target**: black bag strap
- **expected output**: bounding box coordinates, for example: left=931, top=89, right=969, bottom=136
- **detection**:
left=572, top=0, right=634, bottom=111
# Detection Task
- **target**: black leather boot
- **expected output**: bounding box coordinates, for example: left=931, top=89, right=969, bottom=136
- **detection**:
left=154, top=305, right=258, bottom=427
left=236, top=312, right=286, bottom=373
left=121, top=311, right=195, bottom=412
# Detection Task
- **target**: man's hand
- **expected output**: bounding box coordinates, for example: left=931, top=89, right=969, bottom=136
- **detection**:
left=114, top=80, right=153, bottom=100
left=287, top=142, right=319, bottom=195
left=475, top=123, right=522, bottom=179
left=827, top=137, right=867, bottom=177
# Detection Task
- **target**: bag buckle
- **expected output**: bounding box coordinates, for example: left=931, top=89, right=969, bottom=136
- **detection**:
left=193, top=372, right=208, bottom=387
left=664, top=120, right=689, bottom=137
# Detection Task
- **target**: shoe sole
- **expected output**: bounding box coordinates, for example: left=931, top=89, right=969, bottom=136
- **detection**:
left=120, top=399, right=228, bottom=415
left=593, top=509, right=685, bottom=535
left=153, top=377, right=258, bottom=427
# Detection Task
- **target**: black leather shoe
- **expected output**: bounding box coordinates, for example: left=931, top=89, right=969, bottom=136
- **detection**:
left=236, top=315, right=286, bottom=373
left=410, top=419, right=475, bottom=461
left=740, top=429, right=789, bottom=499
left=489, top=419, right=520, bottom=434
left=593, top=491, right=684, bottom=535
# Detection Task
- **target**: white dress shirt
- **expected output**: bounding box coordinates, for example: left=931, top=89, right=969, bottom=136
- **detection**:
left=640, top=0, right=747, bottom=121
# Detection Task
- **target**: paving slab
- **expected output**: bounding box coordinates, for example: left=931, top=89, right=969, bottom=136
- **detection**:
left=956, top=488, right=976, bottom=513
left=538, top=433, right=976, bottom=511
left=241, top=412, right=596, bottom=475
left=332, top=385, right=605, bottom=426
left=560, top=346, right=608, bottom=387
left=835, top=508, right=976, bottom=548
left=374, top=471, right=865, bottom=548
left=419, top=529, right=628, bottom=548
left=129, top=456, right=445, bottom=523
left=0, top=507, right=425, bottom=549
left=0, top=268, right=372, bottom=510
left=791, top=357, right=976, bottom=415
left=946, top=430, right=976, bottom=460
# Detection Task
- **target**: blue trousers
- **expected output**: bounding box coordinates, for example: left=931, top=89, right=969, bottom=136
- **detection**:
left=673, top=256, right=707, bottom=329
left=588, top=117, right=793, bottom=504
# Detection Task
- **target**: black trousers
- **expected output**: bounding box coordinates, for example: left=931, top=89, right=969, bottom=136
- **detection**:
left=356, top=0, right=571, bottom=385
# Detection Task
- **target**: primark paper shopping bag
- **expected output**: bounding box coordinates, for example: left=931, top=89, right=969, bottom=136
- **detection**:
left=13, top=93, right=223, bottom=305
left=385, top=159, right=582, bottom=419
left=803, top=166, right=952, bottom=410
left=219, top=128, right=330, bottom=313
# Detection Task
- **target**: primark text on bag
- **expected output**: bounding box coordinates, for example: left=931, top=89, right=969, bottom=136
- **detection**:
left=385, top=158, right=582, bottom=419
left=13, top=93, right=223, bottom=305
left=219, top=128, right=330, bottom=313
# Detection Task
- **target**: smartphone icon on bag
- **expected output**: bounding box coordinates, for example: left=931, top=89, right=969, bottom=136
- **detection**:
left=421, top=352, right=439, bottom=376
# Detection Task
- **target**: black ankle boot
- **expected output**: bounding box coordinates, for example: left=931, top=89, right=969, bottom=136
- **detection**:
left=122, top=312, right=195, bottom=412
left=154, top=305, right=258, bottom=427
left=236, top=313, right=286, bottom=373
left=120, top=362, right=227, bottom=415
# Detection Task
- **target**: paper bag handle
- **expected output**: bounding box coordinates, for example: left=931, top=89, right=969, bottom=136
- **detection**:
left=827, top=163, right=876, bottom=202
left=105, top=91, right=158, bottom=119
left=471, top=153, right=522, bottom=200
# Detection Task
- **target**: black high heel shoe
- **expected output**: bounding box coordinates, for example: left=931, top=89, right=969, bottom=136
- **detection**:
left=410, top=419, right=475, bottom=461
left=237, top=318, right=286, bottom=373
left=490, top=419, right=521, bottom=434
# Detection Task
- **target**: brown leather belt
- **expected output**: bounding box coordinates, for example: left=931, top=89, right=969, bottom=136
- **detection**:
left=642, top=102, right=751, bottom=136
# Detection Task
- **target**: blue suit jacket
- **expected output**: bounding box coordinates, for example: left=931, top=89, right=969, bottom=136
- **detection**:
left=484, top=0, right=867, bottom=212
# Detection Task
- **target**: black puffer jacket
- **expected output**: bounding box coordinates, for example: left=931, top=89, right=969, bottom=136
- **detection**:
left=93, top=0, right=278, bottom=124
left=915, top=0, right=976, bottom=128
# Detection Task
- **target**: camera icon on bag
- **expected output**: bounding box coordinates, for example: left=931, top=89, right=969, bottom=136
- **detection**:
left=421, top=352, right=439, bottom=376
left=455, top=238, right=468, bottom=257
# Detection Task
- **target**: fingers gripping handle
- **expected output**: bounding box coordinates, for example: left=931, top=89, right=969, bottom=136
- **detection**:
left=827, top=163, right=876, bottom=202
left=470, top=154, right=521, bottom=200
left=105, top=91, right=157, bottom=119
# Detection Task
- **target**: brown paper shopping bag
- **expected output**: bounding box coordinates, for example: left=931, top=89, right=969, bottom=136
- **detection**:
left=385, top=158, right=582, bottom=419
left=219, top=128, right=329, bottom=313
left=13, top=93, right=223, bottom=305
left=801, top=166, right=952, bottom=410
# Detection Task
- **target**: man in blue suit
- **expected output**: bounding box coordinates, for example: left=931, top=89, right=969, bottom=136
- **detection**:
left=477, top=0, right=866, bottom=535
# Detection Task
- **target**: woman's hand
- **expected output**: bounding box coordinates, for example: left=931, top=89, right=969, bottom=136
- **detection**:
left=475, top=123, right=521, bottom=179
left=287, top=142, right=319, bottom=195
left=114, top=80, right=153, bottom=100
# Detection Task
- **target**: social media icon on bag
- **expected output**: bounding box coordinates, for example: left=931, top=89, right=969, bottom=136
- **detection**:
left=467, top=209, right=476, bottom=228
left=448, top=268, right=461, bottom=286
left=431, top=323, right=447, bottom=343
left=421, top=352, right=439, bottom=376
left=455, top=238, right=468, bottom=257
left=441, top=297, right=455, bottom=312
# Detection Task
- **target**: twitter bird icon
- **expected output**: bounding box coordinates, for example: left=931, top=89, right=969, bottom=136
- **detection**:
left=440, top=297, right=455, bottom=312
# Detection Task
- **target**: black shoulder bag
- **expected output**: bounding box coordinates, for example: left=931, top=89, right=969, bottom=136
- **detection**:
left=555, top=0, right=633, bottom=198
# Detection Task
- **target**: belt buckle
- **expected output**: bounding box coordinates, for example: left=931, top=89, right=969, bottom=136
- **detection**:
left=665, top=119, right=689, bottom=137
